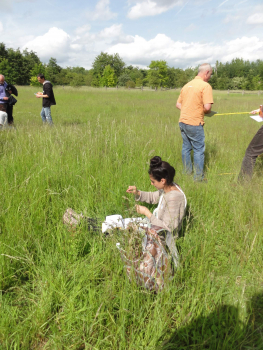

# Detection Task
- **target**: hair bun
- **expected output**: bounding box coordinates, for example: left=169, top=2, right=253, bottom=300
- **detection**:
left=150, top=156, right=162, bottom=168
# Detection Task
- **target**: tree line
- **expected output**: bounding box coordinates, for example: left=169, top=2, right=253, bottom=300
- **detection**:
left=1, top=42, right=263, bottom=90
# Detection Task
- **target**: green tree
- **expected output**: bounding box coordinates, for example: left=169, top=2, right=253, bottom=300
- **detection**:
left=23, top=49, right=41, bottom=82
left=100, top=65, right=117, bottom=87
left=5, top=48, right=26, bottom=84
left=147, top=60, right=168, bottom=87
left=0, top=44, right=42, bottom=85
left=46, top=57, right=62, bottom=84
left=0, top=58, right=13, bottom=83
left=124, top=66, right=145, bottom=84
left=70, top=74, right=84, bottom=87
left=118, top=73, right=131, bottom=86
left=84, top=70, right=94, bottom=86
left=92, top=52, right=125, bottom=80
left=126, top=80, right=135, bottom=88
left=30, top=63, right=48, bottom=86
left=0, top=43, right=8, bottom=61
left=135, top=78, right=143, bottom=87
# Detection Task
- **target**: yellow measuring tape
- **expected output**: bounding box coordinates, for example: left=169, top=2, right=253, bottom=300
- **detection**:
left=215, top=111, right=251, bottom=116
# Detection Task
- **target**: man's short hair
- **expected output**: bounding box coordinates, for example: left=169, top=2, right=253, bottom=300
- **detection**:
left=37, top=74, right=45, bottom=79
left=0, top=74, right=5, bottom=80
left=198, top=63, right=212, bottom=74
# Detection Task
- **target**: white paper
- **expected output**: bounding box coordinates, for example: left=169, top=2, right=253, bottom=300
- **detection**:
left=102, top=215, right=147, bottom=232
left=250, top=115, right=263, bottom=122
left=102, top=214, right=124, bottom=233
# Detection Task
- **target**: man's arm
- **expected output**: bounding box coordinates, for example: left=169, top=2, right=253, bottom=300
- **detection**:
left=36, top=94, right=49, bottom=98
left=36, top=83, right=51, bottom=98
left=176, top=91, right=183, bottom=110
left=204, top=103, right=212, bottom=114
left=176, top=102, right=182, bottom=110
left=203, top=84, right=213, bottom=114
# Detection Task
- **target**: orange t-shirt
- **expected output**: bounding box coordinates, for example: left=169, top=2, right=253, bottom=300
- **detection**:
left=177, top=76, right=214, bottom=126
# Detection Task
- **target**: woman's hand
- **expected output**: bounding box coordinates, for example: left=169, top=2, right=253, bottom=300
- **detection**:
left=250, top=108, right=260, bottom=115
left=136, top=205, right=152, bottom=219
left=126, top=186, right=140, bottom=196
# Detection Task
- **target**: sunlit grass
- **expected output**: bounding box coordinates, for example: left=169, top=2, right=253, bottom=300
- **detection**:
left=0, top=86, right=263, bottom=349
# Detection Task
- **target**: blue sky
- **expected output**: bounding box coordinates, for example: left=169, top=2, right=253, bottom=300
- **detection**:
left=1, top=0, right=263, bottom=69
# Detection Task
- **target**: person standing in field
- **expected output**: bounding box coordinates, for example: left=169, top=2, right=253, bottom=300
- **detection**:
left=35, top=74, right=56, bottom=125
left=176, top=63, right=214, bottom=181
left=0, top=74, right=18, bottom=126
left=238, top=105, right=263, bottom=181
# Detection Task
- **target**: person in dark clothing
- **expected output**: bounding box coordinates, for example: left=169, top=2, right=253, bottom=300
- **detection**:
left=6, top=84, right=18, bottom=125
left=0, top=74, right=18, bottom=125
left=35, top=74, right=56, bottom=125
left=238, top=105, right=263, bottom=180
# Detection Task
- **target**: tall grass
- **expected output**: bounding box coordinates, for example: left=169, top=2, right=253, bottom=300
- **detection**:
left=0, top=86, right=263, bottom=349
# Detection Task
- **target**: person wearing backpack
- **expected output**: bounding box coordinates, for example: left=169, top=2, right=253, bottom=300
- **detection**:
left=0, top=74, right=18, bottom=125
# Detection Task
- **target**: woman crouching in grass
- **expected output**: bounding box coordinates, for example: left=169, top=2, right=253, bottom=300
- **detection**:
left=127, top=156, right=187, bottom=234
left=125, top=156, right=187, bottom=264
left=114, top=156, right=187, bottom=291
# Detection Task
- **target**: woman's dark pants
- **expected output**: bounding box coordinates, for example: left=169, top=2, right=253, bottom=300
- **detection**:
left=238, top=125, right=263, bottom=180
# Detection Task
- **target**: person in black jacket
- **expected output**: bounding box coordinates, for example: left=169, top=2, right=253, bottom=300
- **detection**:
left=6, top=84, right=18, bottom=125
left=35, top=74, right=56, bottom=125
left=0, top=74, right=18, bottom=125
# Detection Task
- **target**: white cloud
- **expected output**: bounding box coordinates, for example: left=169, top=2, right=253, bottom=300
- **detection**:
left=20, top=24, right=263, bottom=70
left=107, top=34, right=263, bottom=68
left=0, top=22, right=3, bottom=33
left=22, top=27, right=71, bottom=63
left=127, top=0, right=182, bottom=19
left=247, top=13, right=263, bottom=25
left=75, top=24, right=91, bottom=35
left=222, top=36, right=263, bottom=61
left=22, top=24, right=133, bottom=68
left=97, top=24, right=134, bottom=44
left=98, top=24, right=123, bottom=39
left=86, top=0, right=117, bottom=21
left=73, top=24, right=133, bottom=48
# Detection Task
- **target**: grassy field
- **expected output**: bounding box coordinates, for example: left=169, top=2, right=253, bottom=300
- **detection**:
left=0, top=86, right=263, bottom=349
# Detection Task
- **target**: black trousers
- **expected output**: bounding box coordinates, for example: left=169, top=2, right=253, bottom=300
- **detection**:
left=6, top=105, right=14, bottom=124
left=239, top=125, right=263, bottom=180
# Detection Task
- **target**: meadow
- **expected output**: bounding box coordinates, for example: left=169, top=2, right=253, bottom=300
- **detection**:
left=0, top=86, right=263, bottom=349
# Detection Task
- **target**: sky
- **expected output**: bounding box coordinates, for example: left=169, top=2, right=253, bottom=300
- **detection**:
left=1, top=0, right=263, bottom=69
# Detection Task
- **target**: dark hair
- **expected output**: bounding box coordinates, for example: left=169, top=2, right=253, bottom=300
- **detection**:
left=37, top=74, right=45, bottom=79
left=148, top=156, right=175, bottom=186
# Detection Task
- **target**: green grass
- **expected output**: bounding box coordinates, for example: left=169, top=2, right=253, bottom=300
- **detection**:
left=1, top=86, right=263, bottom=349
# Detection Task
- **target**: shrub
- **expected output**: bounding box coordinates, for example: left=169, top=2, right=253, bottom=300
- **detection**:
left=126, top=80, right=135, bottom=89
left=118, top=74, right=131, bottom=87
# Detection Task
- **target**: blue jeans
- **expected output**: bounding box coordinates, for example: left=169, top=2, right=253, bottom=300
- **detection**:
left=40, top=107, right=53, bottom=125
left=179, top=122, right=205, bottom=180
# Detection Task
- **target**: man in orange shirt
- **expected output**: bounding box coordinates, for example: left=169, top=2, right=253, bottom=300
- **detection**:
left=176, top=63, right=214, bottom=181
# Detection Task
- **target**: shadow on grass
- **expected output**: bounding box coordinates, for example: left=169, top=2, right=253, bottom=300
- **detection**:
left=204, top=140, right=218, bottom=171
left=156, top=292, right=263, bottom=350
left=179, top=204, right=194, bottom=239
left=61, top=120, right=83, bottom=126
